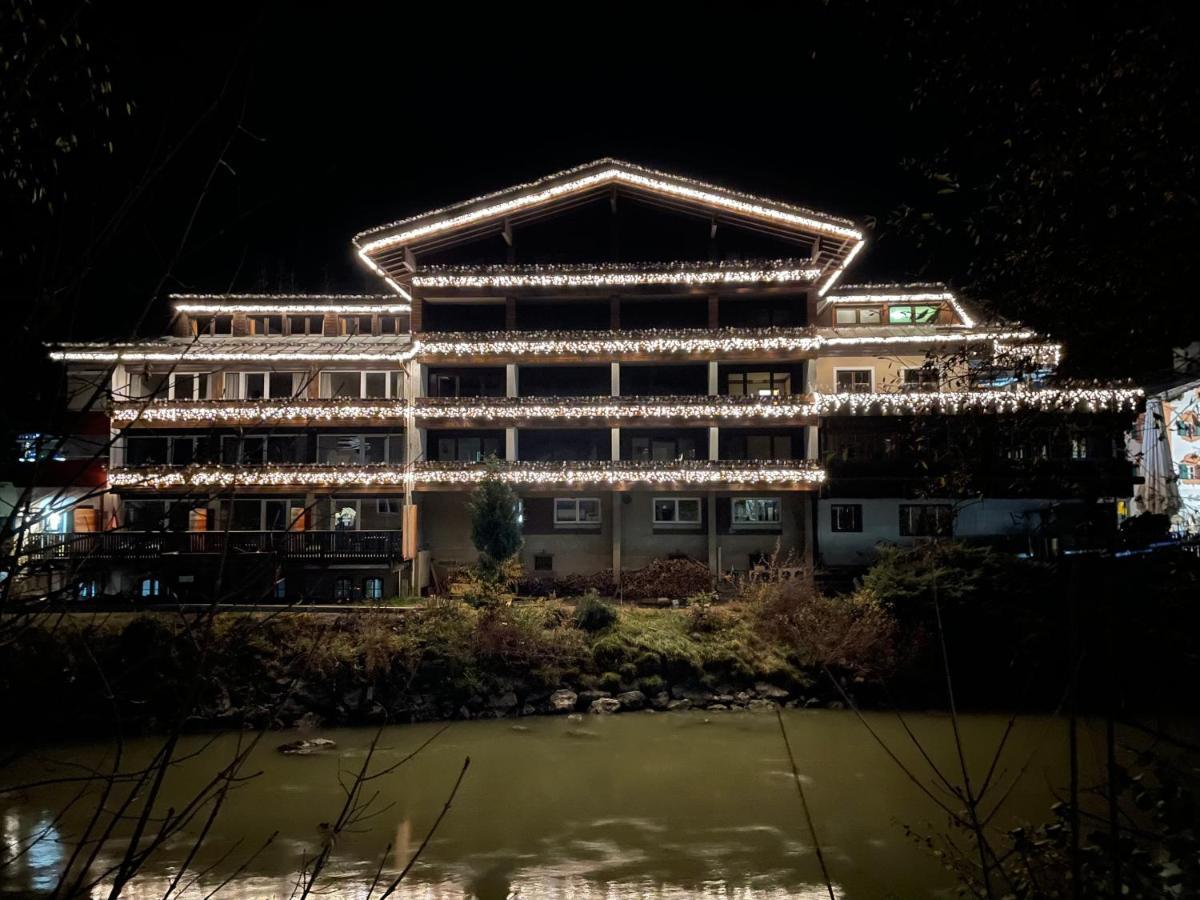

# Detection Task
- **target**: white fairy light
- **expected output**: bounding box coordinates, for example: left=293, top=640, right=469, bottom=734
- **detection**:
left=816, top=238, right=866, bottom=298
left=49, top=328, right=1044, bottom=364
left=813, top=387, right=1143, bottom=416
left=355, top=160, right=863, bottom=258
left=411, top=260, right=822, bottom=289
left=109, top=460, right=827, bottom=490
left=994, top=341, right=1063, bottom=369
left=173, top=300, right=410, bottom=314
left=109, top=386, right=1142, bottom=427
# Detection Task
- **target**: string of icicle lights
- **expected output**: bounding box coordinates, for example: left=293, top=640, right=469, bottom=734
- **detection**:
left=173, top=302, right=410, bottom=315
left=48, top=328, right=1055, bottom=363
left=412, top=260, right=822, bottom=289
left=109, top=460, right=828, bottom=490
left=108, top=387, right=1143, bottom=426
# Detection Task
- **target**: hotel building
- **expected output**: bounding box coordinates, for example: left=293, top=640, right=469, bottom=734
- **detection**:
left=10, top=160, right=1140, bottom=601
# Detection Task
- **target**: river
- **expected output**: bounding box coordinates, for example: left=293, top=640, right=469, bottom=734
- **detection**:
left=0, top=709, right=1105, bottom=899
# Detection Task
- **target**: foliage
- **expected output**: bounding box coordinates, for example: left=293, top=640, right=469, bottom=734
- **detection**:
left=918, top=743, right=1200, bottom=899
left=448, top=556, right=522, bottom=608
left=879, top=2, right=1200, bottom=376
left=467, top=459, right=522, bottom=570
left=574, top=590, right=617, bottom=632
left=740, top=555, right=898, bottom=680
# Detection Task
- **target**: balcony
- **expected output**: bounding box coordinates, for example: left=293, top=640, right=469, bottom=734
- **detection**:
left=111, top=398, right=409, bottom=429
left=109, top=459, right=826, bottom=492
left=18, top=530, right=403, bottom=563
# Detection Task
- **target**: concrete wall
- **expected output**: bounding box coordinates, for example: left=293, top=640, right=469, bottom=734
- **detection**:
left=816, top=497, right=1065, bottom=567
left=417, top=489, right=810, bottom=578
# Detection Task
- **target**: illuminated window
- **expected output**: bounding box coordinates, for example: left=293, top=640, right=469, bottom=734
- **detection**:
left=140, top=577, right=162, bottom=598
left=363, top=577, right=384, bottom=601
left=731, top=498, right=781, bottom=528
left=727, top=371, right=791, bottom=396
left=887, top=305, right=939, bottom=325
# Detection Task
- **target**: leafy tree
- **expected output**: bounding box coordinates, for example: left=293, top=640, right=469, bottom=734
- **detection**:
left=878, top=1, right=1200, bottom=377
left=467, top=459, right=522, bottom=569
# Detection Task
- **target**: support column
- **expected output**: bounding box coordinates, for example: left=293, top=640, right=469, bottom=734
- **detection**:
left=612, top=491, right=623, bottom=591
left=707, top=493, right=718, bottom=575
left=506, top=364, right=519, bottom=461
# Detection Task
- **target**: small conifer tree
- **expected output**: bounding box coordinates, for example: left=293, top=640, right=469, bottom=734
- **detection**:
left=468, top=458, right=522, bottom=570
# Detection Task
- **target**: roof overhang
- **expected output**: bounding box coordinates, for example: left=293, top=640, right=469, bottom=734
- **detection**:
left=169, top=293, right=409, bottom=315
left=353, top=159, right=865, bottom=298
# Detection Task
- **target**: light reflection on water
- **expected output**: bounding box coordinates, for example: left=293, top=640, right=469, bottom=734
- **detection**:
left=0, top=710, right=1096, bottom=899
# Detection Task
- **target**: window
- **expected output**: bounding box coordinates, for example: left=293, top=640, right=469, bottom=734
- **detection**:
left=363, top=577, right=384, bottom=601
left=732, top=497, right=782, bottom=528
left=379, top=315, right=405, bottom=335
left=830, top=504, right=863, bottom=533
left=338, top=315, right=373, bottom=335
left=248, top=315, right=283, bottom=336
left=533, top=553, right=554, bottom=572
left=727, top=371, right=791, bottom=397
left=377, top=498, right=403, bottom=515
left=834, top=306, right=882, bottom=326
left=653, top=497, right=702, bottom=527
left=835, top=369, right=873, bottom=393
left=746, top=434, right=792, bottom=460
left=435, top=435, right=500, bottom=462
left=131, top=372, right=169, bottom=399
left=226, top=372, right=302, bottom=399
left=274, top=579, right=287, bottom=600
left=140, top=577, right=161, bottom=598
left=333, top=577, right=354, bottom=601
left=630, top=436, right=698, bottom=461
left=317, top=434, right=401, bottom=464
left=77, top=580, right=100, bottom=600
left=321, top=371, right=401, bottom=399
left=553, top=497, right=602, bottom=527
left=171, top=373, right=209, bottom=400
left=221, top=436, right=267, bottom=464
left=191, top=316, right=233, bottom=336
left=888, top=305, right=939, bottom=325
left=289, top=315, right=325, bottom=335
left=902, top=368, right=940, bottom=393
left=899, top=504, right=953, bottom=537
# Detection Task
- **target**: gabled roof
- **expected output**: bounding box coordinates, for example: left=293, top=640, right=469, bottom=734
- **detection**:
left=354, top=159, right=865, bottom=298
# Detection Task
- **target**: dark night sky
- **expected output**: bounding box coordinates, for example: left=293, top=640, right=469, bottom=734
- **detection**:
left=63, top=3, right=922, bottom=338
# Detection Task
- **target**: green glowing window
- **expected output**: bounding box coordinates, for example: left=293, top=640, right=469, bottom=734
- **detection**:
left=887, top=305, right=940, bottom=324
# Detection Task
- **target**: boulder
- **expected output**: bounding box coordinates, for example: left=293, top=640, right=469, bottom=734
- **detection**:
left=520, top=704, right=537, bottom=717
left=277, top=738, right=337, bottom=756
left=616, top=690, right=646, bottom=711
left=706, top=703, right=730, bottom=711
left=670, top=685, right=713, bottom=704
left=293, top=711, right=325, bottom=730
left=666, top=699, right=693, bottom=711
left=649, top=691, right=671, bottom=711
left=577, top=690, right=611, bottom=710
left=754, top=682, right=791, bottom=700
left=548, top=689, right=578, bottom=714
left=588, top=697, right=621, bottom=715
left=734, top=691, right=751, bottom=705
left=747, top=698, right=776, bottom=711
left=487, top=691, right=519, bottom=711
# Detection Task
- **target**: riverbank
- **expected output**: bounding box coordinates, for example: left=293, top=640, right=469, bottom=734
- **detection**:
left=0, top=603, right=859, bottom=736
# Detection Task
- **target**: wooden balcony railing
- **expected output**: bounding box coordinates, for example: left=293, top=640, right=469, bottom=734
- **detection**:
left=17, top=530, right=403, bottom=563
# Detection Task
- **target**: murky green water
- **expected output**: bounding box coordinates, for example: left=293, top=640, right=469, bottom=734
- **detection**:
left=1, top=710, right=1106, bottom=898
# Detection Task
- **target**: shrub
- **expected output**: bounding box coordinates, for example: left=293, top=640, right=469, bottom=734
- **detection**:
left=741, top=559, right=898, bottom=680
left=597, top=671, right=623, bottom=692
left=575, top=591, right=618, bottom=632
